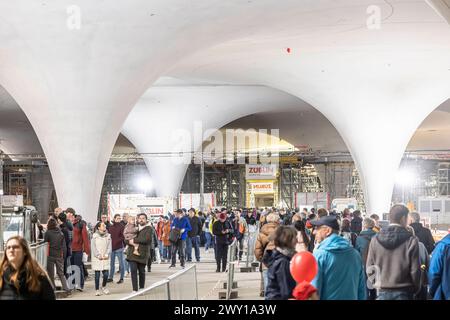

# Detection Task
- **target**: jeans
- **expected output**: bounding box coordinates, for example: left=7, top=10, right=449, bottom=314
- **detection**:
left=95, top=270, right=109, bottom=290
left=47, top=256, right=69, bottom=291
left=158, top=240, right=163, bottom=256
left=171, top=239, right=186, bottom=266
left=377, top=290, right=414, bottom=300
left=109, top=247, right=125, bottom=280
left=70, top=251, right=85, bottom=289
left=234, top=237, right=244, bottom=260
left=129, top=261, right=146, bottom=291
left=63, top=254, right=71, bottom=278
left=186, top=236, right=200, bottom=261
left=205, top=232, right=212, bottom=251
left=163, top=246, right=171, bottom=260
left=262, top=269, right=269, bottom=292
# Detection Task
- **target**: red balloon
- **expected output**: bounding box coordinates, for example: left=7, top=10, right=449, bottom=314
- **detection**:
left=290, top=252, right=318, bottom=283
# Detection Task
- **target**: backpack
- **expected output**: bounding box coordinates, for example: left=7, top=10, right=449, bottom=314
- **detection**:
left=169, top=228, right=181, bottom=243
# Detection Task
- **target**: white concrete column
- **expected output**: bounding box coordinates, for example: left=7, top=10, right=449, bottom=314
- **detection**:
left=122, top=84, right=305, bottom=198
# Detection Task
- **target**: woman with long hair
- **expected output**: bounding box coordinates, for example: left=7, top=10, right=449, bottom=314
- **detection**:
left=91, top=222, right=112, bottom=296
left=0, top=236, right=55, bottom=300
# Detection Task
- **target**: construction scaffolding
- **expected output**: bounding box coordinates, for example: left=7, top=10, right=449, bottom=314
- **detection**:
left=438, top=162, right=450, bottom=196
left=279, top=165, right=302, bottom=209
left=181, top=164, right=245, bottom=208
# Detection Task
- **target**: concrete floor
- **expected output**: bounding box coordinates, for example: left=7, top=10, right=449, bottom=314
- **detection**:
left=62, top=248, right=263, bottom=301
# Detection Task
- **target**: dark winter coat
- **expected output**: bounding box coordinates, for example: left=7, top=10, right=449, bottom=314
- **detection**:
left=410, top=222, right=435, bottom=254
left=188, top=216, right=203, bottom=237
left=109, top=221, right=125, bottom=251
left=264, top=249, right=296, bottom=300
left=0, top=267, right=55, bottom=300
left=354, top=229, right=377, bottom=266
left=212, top=220, right=233, bottom=245
left=126, top=225, right=153, bottom=265
left=245, top=215, right=256, bottom=226
left=350, top=216, right=363, bottom=235
left=44, top=228, right=67, bottom=259
left=59, top=222, right=72, bottom=257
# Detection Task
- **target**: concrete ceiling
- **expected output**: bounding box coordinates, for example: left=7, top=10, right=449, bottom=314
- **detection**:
left=2, top=86, right=449, bottom=157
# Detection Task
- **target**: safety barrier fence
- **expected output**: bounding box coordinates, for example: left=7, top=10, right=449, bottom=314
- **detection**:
left=226, top=239, right=238, bottom=300
left=30, top=241, right=48, bottom=270
left=121, top=264, right=198, bottom=300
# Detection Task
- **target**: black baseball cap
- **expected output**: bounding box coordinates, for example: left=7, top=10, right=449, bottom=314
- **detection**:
left=310, top=215, right=340, bottom=231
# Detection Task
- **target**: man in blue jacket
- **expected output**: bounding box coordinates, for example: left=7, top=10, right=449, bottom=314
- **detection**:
left=311, top=215, right=367, bottom=300
left=169, top=209, right=192, bottom=269
left=428, top=233, right=450, bottom=300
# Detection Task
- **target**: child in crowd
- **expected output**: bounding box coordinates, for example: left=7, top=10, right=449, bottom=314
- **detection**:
left=124, top=215, right=140, bottom=256
left=263, top=225, right=298, bottom=300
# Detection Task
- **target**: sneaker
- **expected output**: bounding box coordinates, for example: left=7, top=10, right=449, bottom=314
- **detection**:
left=132, top=290, right=138, bottom=294
left=95, top=290, right=101, bottom=296
left=106, top=278, right=113, bottom=283
left=169, top=265, right=175, bottom=268
left=181, top=265, right=185, bottom=269
left=76, top=288, right=83, bottom=292
left=117, top=279, right=124, bottom=284
left=101, top=287, right=110, bottom=295
left=125, top=272, right=130, bottom=277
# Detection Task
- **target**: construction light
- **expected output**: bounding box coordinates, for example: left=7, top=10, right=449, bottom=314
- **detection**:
left=136, top=177, right=153, bottom=192
left=395, top=169, right=415, bottom=187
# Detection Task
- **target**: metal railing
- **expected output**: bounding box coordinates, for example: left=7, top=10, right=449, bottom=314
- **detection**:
left=226, top=239, right=239, bottom=300
left=121, top=264, right=198, bottom=300
left=30, top=241, right=48, bottom=270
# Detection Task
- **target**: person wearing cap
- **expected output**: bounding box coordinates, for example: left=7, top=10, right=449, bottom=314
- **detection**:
left=212, top=211, right=234, bottom=272
left=310, top=215, right=366, bottom=300
left=169, top=209, right=192, bottom=269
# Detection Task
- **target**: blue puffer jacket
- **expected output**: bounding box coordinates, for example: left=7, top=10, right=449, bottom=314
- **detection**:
left=312, top=233, right=367, bottom=300
left=171, top=216, right=192, bottom=241
left=428, top=234, right=450, bottom=300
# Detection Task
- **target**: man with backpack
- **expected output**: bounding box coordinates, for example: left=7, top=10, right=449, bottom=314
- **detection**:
left=355, top=218, right=377, bottom=299
left=169, top=209, right=192, bottom=269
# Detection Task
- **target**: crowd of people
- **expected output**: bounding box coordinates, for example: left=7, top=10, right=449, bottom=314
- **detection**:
left=248, top=205, right=450, bottom=300
left=1, top=203, right=449, bottom=301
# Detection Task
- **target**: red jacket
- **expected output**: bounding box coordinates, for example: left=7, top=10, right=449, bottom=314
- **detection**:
left=109, top=221, right=125, bottom=251
left=72, top=222, right=90, bottom=255
left=156, top=221, right=164, bottom=241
